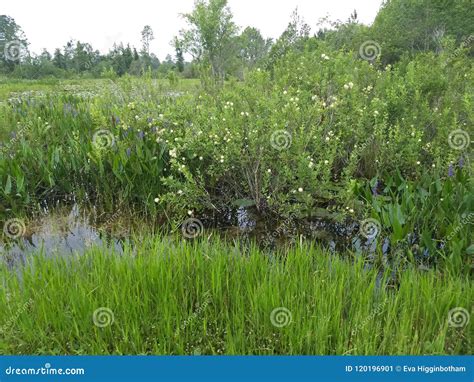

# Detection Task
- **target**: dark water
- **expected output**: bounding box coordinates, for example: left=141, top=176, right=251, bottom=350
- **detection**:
left=1, top=204, right=407, bottom=277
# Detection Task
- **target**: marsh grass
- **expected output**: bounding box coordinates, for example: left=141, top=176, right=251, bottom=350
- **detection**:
left=0, top=237, right=471, bottom=355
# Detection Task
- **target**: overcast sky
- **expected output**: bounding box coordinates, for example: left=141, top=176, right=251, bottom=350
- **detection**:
left=2, top=0, right=383, bottom=60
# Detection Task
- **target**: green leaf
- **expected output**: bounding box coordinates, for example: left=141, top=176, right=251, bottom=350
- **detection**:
left=466, top=245, right=474, bottom=255
left=4, top=175, right=12, bottom=195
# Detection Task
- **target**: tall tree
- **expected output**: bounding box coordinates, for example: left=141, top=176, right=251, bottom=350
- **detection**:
left=178, top=0, right=239, bottom=80
left=238, top=27, right=271, bottom=69
left=141, top=25, right=154, bottom=56
left=0, top=15, right=29, bottom=72
left=173, top=37, right=185, bottom=72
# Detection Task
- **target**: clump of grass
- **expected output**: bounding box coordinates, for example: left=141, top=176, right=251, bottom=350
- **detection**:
left=0, top=237, right=470, bottom=355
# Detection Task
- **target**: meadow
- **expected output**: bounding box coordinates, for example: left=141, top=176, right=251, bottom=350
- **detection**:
left=0, top=38, right=473, bottom=355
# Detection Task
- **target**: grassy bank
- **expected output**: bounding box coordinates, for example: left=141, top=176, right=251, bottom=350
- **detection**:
left=0, top=237, right=471, bottom=355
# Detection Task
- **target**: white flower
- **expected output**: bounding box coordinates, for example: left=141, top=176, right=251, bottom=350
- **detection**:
left=199, top=156, right=203, bottom=161
left=416, top=161, right=421, bottom=165
left=324, top=160, right=329, bottom=165
left=187, top=210, right=193, bottom=216
left=169, top=148, right=177, bottom=158
left=373, top=110, right=379, bottom=116
left=298, top=187, right=303, bottom=193
left=267, top=169, right=272, bottom=173
left=154, top=197, right=160, bottom=203
left=349, top=209, right=354, bottom=213
left=432, top=164, right=436, bottom=168
left=177, top=190, right=183, bottom=195
left=344, top=84, right=349, bottom=90
left=283, top=90, right=287, bottom=95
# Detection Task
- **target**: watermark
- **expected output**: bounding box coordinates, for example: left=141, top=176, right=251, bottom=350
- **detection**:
left=181, top=218, right=204, bottom=239
left=92, top=129, right=115, bottom=150
left=5, top=363, right=84, bottom=376
left=447, top=307, right=470, bottom=328
left=3, top=218, right=26, bottom=239
left=270, top=307, right=292, bottom=328
left=351, top=300, right=387, bottom=336
left=359, top=218, right=381, bottom=240
left=270, top=130, right=292, bottom=151
left=0, top=298, right=34, bottom=335
left=3, top=40, right=27, bottom=62
left=445, top=213, right=473, bottom=242
left=92, top=307, right=115, bottom=328
left=359, top=41, right=381, bottom=61
left=177, top=291, right=212, bottom=333
left=448, top=129, right=470, bottom=151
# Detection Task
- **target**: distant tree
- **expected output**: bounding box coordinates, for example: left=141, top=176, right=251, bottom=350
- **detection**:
left=0, top=15, right=29, bottom=72
left=178, top=0, right=239, bottom=81
left=238, top=27, right=271, bottom=69
left=53, top=48, right=67, bottom=69
left=141, top=25, right=154, bottom=56
left=372, top=0, right=474, bottom=63
left=172, top=37, right=185, bottom=72
left=265, top=9, right=309, bottom=71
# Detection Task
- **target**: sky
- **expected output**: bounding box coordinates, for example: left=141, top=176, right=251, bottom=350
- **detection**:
left=1, top=0, right=383, bottom=60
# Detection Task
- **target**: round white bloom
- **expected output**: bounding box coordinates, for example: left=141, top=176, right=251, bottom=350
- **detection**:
left=298, top=187, right=303, bottom=193
left=154, top=198, right=160, bottom=203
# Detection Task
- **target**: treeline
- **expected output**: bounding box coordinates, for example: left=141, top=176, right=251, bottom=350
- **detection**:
left=0, top=0, right=472, bottom=80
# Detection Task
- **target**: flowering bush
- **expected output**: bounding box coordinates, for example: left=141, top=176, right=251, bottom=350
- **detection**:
left=0, top=44, right=472, bottom=229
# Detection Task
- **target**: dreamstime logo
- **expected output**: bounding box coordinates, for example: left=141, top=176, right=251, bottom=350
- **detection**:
left=270, top=307, right=292, bottom=328
left=4, top=40, right=27, bottom=62
left=448, top=129, right=470, bottom=151
left=359, top=41, right=381, bottom=61
left=3, top=218, right=26, bottom=239
left=447, top=307, right=470, bottom=328
left=178, top=291, right=212, bottom=333
left=359, top=218, right=381, bottom=239
left=92, top=129, right=115, bottom=150
left=270, top=130, right=292, bottom=150
left=351, top=300, right=387, bottom=336
left=92, top=307, right=115, bottom=328
left=181, top=218, right=204, bottom=239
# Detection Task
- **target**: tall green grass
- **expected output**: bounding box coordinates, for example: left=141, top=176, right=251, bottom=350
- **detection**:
left=0, top=237, right=471, bottom=355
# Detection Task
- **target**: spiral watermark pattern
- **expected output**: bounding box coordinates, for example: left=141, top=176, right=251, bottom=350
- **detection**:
left=92, top=129, right=115, bottom=150
left=270, top=307, right=292, bottom=328
left=359, top=218, right=381, bottom=239
left=181, top=218, right=204, bottom=239
left=448, top=129, right=470, bottom=151
left=4, top=40, right=27, bottom=62
left=270, top=130, right=292, bottom=150
left=359, top=40, right=381, bottom=61
left=3, top=218, right=26, bottom=239
left=447, top=307, right=470, bottom=328
left=92, top=307, right=115, bottom=328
